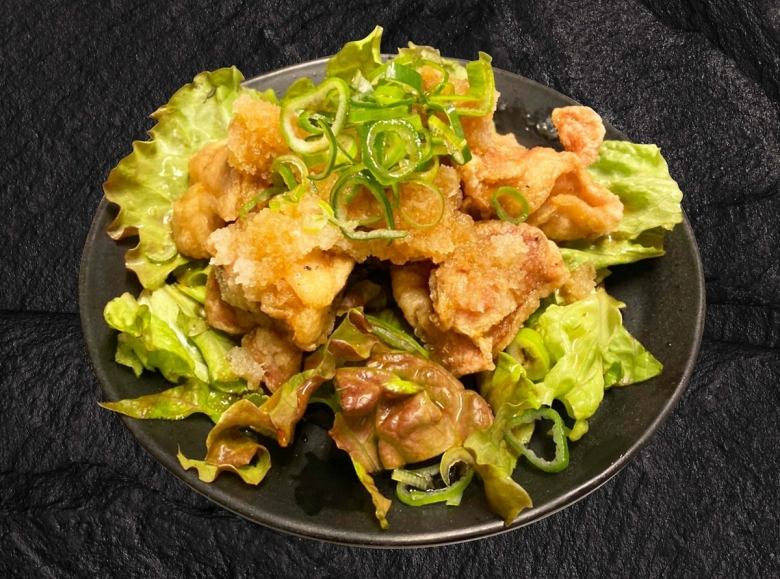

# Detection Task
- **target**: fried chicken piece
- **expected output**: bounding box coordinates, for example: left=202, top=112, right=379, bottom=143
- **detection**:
left=171, top=183, right=223, bottom=259
left=189, top=142, right=267, bottom=222
left=208, top=193, right=355, bottom=350
left=336, top=165, right=475, bottom=265
left=171, top=142, right=268, bottom=258
left=393, top=222, right=568, bottom=376
left=458, top=110, right=623, bottom=241
left=551, top=106, right=605, bottom=166
left=204, top=270, right=271, bottom=335
left=227, top=94, right=289, bottom=180
left=392, top=262, right=490, bottom=376
left=524, top=153, right=623, bottom=240
left=430, top=221, right=568, bottom=359
left=227, top=327, right=302, bottom=392
left=458, top=112, right=529, bottom=218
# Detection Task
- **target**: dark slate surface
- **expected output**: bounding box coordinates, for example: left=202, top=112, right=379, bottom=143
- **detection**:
left=1, top=0, right=778, bottom=576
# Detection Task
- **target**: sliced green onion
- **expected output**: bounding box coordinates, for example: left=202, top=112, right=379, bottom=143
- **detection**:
left=391, top=465, right=436, bottom=490
left=348, top=104, right=412, bottom=124
left=330, top=167, right=396, bottom=229
left=307, top=119, right=338, bottom=181
left=428, top=52, right=495, bottom=117
left=381, top=62, right=423, bottom=95
left=427, top=106, right=471, bottom=165
left=238, top=186, right=284, bottom=218
left=362, top=119, right=422, bottom=185
left=420, top=60, right=449, bottom=95
left=505, top=327, right=550, bottom=381
left=281, top=77, right=349, bottom=155
left=505, top=408, right=570, bottom=473
left=414, top=155, right=439, bottom=183
left=328, top=168, right=408, bottom=241
left=492, top=186, right=530, bottom=223
left=396, top=180, right=445, bottom=229
left=271, top=155, right=309, bottom=190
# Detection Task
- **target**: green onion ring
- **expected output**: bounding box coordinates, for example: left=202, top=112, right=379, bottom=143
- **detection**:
left=491, top=186, right=530, bottom=223
left=362, top=119, right=422, bottom=185
left=281, top=77, right=349, bottom=155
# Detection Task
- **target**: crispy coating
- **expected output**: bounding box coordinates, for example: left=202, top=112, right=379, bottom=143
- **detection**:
left=551, top=106, right=606, bottom=166
left=336, top=165, right=475, bottom=265
left=431, top=221, right=568, bottom=360
left=228, top=327, right=302, bottom=392
left=208, top=193, right=354, bottom=350
left=393, top=222, right=567, bottom=376
left=190, top=142, right=267, bottom=222
left=458, top=114, right=529, bottom=218
left=227, top=95, right=289, bottom=180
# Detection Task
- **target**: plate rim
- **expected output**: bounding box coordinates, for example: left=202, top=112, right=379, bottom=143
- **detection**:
left=79, top=58, right=706, bottom=548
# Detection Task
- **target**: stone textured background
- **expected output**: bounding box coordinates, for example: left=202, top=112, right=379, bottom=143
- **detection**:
left=1, top=0, right=778, bottom=576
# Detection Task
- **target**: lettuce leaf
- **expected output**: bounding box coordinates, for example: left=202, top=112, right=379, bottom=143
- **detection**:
left=561, top=141, right=683, bottom=269
left=100, top=380, right=238, bottom=422
left=529, top=289, right=662, bottom=439
left=462, top=403, right=534, bottom=525
left=326, top=26, right=384, bottom=82
left=351, top=458, right=392, bottom=529
left=104, top=67, right=248, bottom=288
left=103, top=284, right=245, bottom=390
left=177, top=400, right=272, bottom=485
left=479, top=352, right=542, bottom=410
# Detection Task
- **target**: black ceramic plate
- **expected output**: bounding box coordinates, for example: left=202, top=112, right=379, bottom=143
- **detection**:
left=80, top=58, right=705, bottom=547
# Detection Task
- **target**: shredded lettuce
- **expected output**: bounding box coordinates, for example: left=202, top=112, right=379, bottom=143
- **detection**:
left=104, top=67, right=251, bottom=288
left=561, top=141, right=683, bottom=270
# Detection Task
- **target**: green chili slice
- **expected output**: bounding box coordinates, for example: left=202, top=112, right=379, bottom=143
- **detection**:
left=505, top=408, right=570, bottom=473
left=281, top=77, right=349, bottom=155
left=492, top=186, right=530, bottom=223
left=505, top=327, right=550, bottom=381
left=393, top=454, right=474, bottom=507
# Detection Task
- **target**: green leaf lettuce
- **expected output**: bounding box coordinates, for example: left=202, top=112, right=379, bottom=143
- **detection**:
left=104, top=67, right=250, bottom=288
left=561, top=141, right=683, bottom=270
left=529, top=289, right=662, bottom=439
